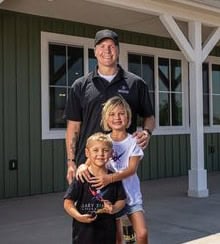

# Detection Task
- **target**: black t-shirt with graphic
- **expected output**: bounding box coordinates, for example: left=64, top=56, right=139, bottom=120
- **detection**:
left=64, top=171, right=126, bottom=244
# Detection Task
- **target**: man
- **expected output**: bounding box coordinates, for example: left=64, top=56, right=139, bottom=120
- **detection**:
left=65, top=29, right=155, bottom=184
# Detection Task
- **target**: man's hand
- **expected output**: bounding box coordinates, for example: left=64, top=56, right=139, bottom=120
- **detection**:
left=133, top=130, right=151, bottom=150
left=66, top=162, right=77, bottom=185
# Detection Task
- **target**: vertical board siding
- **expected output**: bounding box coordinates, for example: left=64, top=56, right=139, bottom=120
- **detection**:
left=205, top=133, right=220, bottom=172
left=3, top=12, right=18, bottom=198
left=212, top=134, right=219, bottom=171
left=141, top=135, right=190, bottom=180
left=148, top=137, right=158, bottom=179
left=0, top=13, right=4, bottom=198
left=158, top=136, right=166, bottom=177
left=0, top=9, right=220, bottom=199
left=165, top=136, right=173, bottom=177
left=41, top=141, right=54, bottom=193
left=53, top=140, right=66, bottom=192
left=29, top=16, right=42, bottom=195
left=179, top=135, right=190, bottom=175
left=16, top=14, right=30, bottom=196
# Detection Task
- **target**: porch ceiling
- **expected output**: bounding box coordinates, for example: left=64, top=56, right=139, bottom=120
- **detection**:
left=0, top=0, right=220, bottom=45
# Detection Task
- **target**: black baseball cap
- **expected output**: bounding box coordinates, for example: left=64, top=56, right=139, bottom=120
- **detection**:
left=94, top=29, right=119, bottom=46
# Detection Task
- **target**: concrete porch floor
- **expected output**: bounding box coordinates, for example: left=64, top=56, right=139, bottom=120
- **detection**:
left=0, top=172, right=219, bottom=244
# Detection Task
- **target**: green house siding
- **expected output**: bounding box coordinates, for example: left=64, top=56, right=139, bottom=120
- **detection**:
left=139, top=135, right=191, bottom=181
left=0, top=10, right=220, bottom=199
left=205, top=133, right=220, bottom=171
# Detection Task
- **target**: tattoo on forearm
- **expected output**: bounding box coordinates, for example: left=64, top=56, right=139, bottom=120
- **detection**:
left=70, top=132, right=79, bottom=159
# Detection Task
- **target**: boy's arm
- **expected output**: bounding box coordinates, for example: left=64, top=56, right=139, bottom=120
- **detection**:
left=64, top=199, right=96, bottom=223
left=64, top=198, right=81, bottom=219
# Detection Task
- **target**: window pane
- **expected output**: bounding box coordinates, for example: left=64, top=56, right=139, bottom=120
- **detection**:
left=212, top=64, right=220, bottom=94
left=89, top=49, right=97, bottom=72
left=203, top=94, right=209, bottom=125
left=171, top=59, right=181, bottom=92
left=50, top=87, right=66, bottom=128
left=159, top=58, right=169, bottom=91
left=159, top=93, right=170, bottom=125
left=213, top=95, right=220, bottom=124
left=172, top=93, right=182, bottom=125
left=128, top=54, right=141, bottom=77
left=202, top=63, right=209, bottom=125
left=67, top=46, right=83, bottom=87
left=149, top=93, right=155, bottom=113
left=142, top=56, right=154, bottom=90
left=49, top=45, right=66, bottom=86
left=49, top=44, right=84, bottom=129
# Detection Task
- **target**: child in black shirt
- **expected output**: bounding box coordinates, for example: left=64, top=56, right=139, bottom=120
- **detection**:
left=64, top=132, right=126, bottom=244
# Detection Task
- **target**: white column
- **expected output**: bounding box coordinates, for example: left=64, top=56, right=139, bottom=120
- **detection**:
left=188, top=21, right=208, bottom=197
left=188, top=62, right=208, bottom=197
left=159, top=16, right=209, bottom=197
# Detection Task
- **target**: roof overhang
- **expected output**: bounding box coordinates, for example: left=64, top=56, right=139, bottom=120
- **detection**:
left=0, top=0, right=220, bottom=44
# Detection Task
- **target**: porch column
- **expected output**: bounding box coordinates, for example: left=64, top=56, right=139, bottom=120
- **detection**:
left=188, top=61, right=208, bottom=197
left=160, top=15, right=209, bottom=197
left=188, top=22, right=208, bottom=197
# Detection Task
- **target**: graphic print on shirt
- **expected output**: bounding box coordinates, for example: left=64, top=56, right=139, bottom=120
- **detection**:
left=79, top=186, right=108, bottom=214
left=112, top=145, right=126, bottom=170
left=89, top=186, right=107, bottom=201
left=118, top=85, right=129, bottom=94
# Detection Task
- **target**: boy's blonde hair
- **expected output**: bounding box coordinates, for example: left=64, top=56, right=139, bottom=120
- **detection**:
left=101, top=96, right=132, bottom=131
left=86, top=132, right=113, bottom=148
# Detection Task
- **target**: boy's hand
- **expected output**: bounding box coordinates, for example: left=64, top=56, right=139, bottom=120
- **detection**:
left=77, top=213, right=97, bottom=223
left=96, top=200, right=113, bottom=214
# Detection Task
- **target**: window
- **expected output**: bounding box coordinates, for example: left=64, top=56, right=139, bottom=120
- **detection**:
left=41, top=32, right=95, bottom=139
left=203, top=59, right=220, bottom=127
left=158, top=58, right=182, bottom=126
left=127, top=51, right=186, bottom=131
left=41, top=32, right=188, bottom=139
left=128, top=54, right=155, bottom=108
left=49, top=44, right=83, bottom=129
left=203, top=63, right=209, bottom=125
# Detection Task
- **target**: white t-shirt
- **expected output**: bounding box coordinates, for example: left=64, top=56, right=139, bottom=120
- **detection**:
left=107, top=133, right=144, bottom=206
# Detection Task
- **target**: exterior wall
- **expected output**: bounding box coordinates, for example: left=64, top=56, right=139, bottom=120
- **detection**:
left=0, top=9, right=219, bottom=199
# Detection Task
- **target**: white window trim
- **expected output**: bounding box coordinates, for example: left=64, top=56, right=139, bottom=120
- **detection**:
left=204, top=56, right=220, bottom=134
left=41, top=32, right=190, bottom=140
left=120, top=43, right=190, bottom=136
left=41, top=31, right=94, bottom=139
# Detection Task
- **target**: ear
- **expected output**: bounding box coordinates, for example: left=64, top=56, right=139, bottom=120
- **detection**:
left=94, top=47, right=97, bottom=58
left=85, top=148, right=89, bottom=158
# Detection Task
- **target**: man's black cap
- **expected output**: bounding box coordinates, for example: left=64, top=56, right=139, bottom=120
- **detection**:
left=94, top=29, right=119, bottom=46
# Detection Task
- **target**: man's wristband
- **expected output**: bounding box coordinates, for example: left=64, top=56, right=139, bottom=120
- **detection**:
left=143, top=128, right=152, bottom=136
left=67, top=159, right=75, bottom=162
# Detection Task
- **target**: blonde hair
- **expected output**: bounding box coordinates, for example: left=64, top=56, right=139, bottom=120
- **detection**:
left=86, top=132, right=113, bottom=148
left=101, top=96, right=132, bottom=131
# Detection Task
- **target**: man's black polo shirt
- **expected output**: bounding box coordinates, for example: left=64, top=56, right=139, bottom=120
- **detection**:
left=65, top=65, right=154, bottom=165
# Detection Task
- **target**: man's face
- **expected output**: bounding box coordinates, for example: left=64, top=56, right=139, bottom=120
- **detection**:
left=94, top=39, right=119, bottom=68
